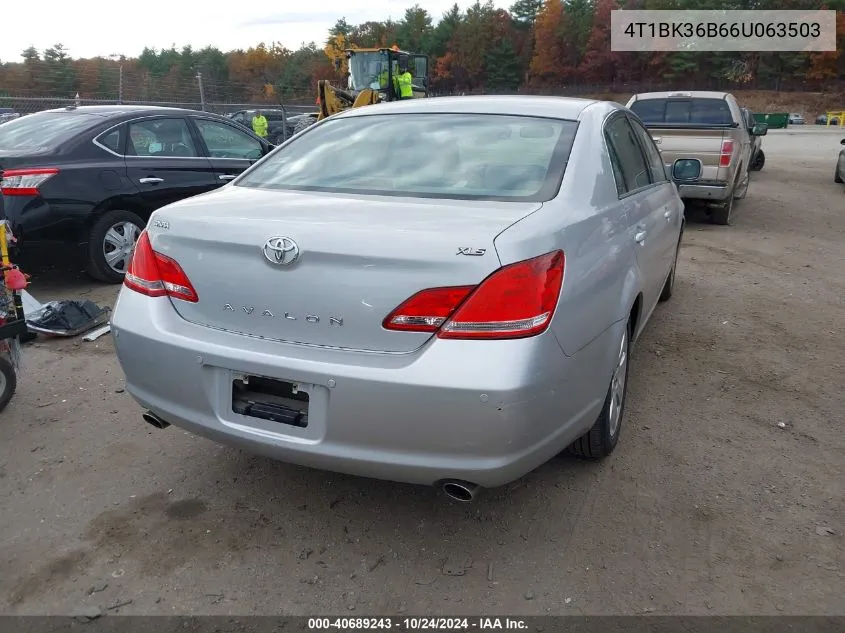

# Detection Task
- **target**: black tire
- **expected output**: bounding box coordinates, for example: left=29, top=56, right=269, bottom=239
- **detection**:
left=85, top=210, right=146, bottom=284
left=568, top=319, right=631, bottom=460
left=710, top=195, right=734, bottom=225
left=0, top=355, right=17, bottom=413
left=835, top=158, right=843, bottom=184
left=750, top=149, right=765, bottom=171
left=292, top=116, right=317, bottom=136
left=659, top=233, right=682, bottom=302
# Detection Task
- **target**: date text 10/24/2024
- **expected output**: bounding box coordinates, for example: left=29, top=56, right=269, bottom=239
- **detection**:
left=308, top=618, right=529, bottom=630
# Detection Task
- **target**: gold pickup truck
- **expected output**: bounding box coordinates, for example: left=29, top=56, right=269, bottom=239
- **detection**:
left=626, top=91, right=768, bottom=226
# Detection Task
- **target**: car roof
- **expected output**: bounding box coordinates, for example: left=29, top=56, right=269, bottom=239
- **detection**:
left=38, top=105, right=229, bottom=119
left=332, top=95, right=610, bottom=121
left=630, top=91, right=730, bottom=100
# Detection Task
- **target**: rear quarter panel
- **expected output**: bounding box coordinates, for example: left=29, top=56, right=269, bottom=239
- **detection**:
left=493, top=104, right=641, bottom=363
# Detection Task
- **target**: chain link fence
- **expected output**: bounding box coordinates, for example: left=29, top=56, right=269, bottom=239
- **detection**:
left=0, top=95, right=317, bottom=117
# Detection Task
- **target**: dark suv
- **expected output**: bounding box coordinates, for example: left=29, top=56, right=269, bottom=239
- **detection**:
left=0, top=105, right=272, bottom=282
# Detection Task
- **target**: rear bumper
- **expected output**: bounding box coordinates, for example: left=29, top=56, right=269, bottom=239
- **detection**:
left=677, top=182, right=731, bottom=201
left=110, top=289, right=609, bottom=488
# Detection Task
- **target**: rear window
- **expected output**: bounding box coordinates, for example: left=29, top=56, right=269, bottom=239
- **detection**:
left=235, top=113, right=578, bottom=202
left=630, top=98, right=734, bottom=126
left=0, top=111, right=101, bottom=152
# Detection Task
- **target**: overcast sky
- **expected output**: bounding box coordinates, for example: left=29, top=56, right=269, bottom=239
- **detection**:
left=0, top=0, right=486, bottom=62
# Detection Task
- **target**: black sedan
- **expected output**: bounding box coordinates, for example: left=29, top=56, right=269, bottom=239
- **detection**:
left=0, top=105, right=273, bottom=283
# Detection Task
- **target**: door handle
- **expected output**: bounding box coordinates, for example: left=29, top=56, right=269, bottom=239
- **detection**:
left=218, top=174, right=237, bottom=181
left=139, top=177, right=163, bottom=184
left=635, top=231, right=647, bottom=244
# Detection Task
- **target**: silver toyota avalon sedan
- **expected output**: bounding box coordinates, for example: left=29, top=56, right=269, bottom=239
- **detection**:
left=110, top=95, right=685, bottom=500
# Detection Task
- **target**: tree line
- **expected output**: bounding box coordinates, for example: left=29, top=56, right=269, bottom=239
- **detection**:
left=0, top=0, right=842, bottom=106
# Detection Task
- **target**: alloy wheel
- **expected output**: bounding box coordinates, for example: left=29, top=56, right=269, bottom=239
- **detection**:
left=102, top=221, right=141, bottom=275
left=608, top=327, right=629, bottom=439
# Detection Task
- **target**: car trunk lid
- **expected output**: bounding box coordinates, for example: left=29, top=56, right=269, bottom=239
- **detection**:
left=148, top=186, right=542, bottom=353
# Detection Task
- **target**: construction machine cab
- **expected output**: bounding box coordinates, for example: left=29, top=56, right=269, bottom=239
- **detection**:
left=344, top=47, right=429, bottom=100
left=290, top=47, right=430, bottom=137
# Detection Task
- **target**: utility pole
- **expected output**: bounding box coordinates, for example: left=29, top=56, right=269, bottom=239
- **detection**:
left=118, top=64, right=124, bottom=104
left=196, top=72, right=206, bottom=111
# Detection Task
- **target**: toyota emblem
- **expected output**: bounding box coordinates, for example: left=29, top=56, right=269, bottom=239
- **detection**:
left=263, top=237, right=300, bottom=266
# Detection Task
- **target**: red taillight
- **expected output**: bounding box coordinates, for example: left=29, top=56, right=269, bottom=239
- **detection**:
left=0, top=167, right=59, bottom=196
left=383, top=251, right=565, bottom=340
left=123, top=231, right=199, bottom=303
left=383, top=286, right=476, bottom=332
left=719, top=140, right=734, bottom=167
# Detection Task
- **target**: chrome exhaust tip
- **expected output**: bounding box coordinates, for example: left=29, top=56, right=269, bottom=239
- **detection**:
left=142, top=411, right=170, bottom=429
left=441, top=480, right=478, bottom=502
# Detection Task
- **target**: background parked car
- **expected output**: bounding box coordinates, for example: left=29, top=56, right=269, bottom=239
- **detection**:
left=788, top=113, right=805, bottom=125
left=816, top=113, right=841, bottom=126
left=835, top=138, right=845, bottom=186
left=226, top=108, right=304, bottom=144
left=0, top=107, right=20, bottom=125
left=0, top=105, right=273, bottom=283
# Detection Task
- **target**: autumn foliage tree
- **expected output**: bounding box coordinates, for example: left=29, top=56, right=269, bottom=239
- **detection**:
left=578, top=0, right=621, bottom=82
left=529, top=0, right=569, bottom=85
left=0, top=3, right=843, bottom=108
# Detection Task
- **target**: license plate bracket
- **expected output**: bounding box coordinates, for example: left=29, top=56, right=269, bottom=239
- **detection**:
left=231, top=374, right=309, bottom=428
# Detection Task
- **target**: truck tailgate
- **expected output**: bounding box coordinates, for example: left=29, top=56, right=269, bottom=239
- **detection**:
left=644, top=127, right=728, bottom=169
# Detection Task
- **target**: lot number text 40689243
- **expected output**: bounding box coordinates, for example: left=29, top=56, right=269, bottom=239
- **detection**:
left=307, top=618, right=529, bottom=630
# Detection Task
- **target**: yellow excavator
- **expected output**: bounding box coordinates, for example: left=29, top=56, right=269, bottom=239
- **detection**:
left=289, top=46, right=430, bottom=136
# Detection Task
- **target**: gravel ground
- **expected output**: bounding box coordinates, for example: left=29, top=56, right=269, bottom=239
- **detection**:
left=1, top=127, right=843, bottom=617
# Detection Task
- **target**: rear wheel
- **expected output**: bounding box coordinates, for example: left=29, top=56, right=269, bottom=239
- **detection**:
left=568, top=319, right=631, bottom=460
left=835, top=156, right=844, bottom=184
left=659, top=233, right=682, bottom=302
left=85, top=210, right=145, bottom=284
left=0, top=355, right=17, bottom=413
left=709, top=194, right=734, bottom=226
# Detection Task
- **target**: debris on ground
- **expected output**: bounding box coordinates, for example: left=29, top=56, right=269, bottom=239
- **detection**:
left=87, top=582, right=108, bottom=595
left=24, top=294, right=111, bottom=337
left=816, top=526, right=836, bottom=536
left=82, top=324, right=111, bottom=341
left=71, top=605, right=102, bottom=622
left=368, top=555, right=385, bottom=572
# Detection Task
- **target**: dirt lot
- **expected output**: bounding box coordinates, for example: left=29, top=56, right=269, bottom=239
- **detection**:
left=1, top=127, right=843, bottom=617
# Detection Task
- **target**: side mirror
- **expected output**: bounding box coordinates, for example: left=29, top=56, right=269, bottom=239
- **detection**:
left=672, top=158, right=702, bottom=181
left=751, top=122, right=768, bottom=136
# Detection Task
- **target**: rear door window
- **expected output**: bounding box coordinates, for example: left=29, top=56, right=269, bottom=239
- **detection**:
left=631, top=98, right=733, bottom=126
left=96, top=126, right=124, bottom=154
left=605, top=115, right=652, bottom=194
left=193, top=118, right=264, bottom=160
left=628, top=117, right=666, bottom=184
left=126, top=118, right=199, bottom=157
